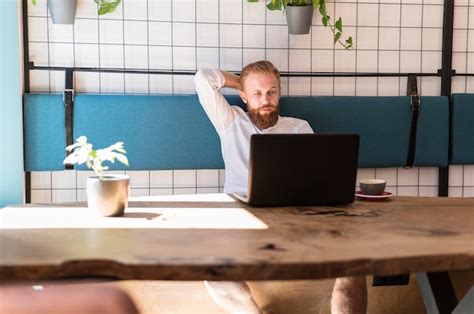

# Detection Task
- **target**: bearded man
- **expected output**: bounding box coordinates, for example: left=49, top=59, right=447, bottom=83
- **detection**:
left=195, top=60, right=367, bottom=314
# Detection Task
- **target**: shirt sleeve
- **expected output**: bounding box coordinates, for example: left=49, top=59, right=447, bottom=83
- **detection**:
left=194, top=69, right=238, bottom=133
left=299, top=121, right=315, bottom=134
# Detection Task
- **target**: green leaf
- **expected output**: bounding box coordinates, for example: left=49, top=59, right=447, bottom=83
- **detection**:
left=267, top=0, right=283, bottom=11
left=98, top=0, right=121, bottom=15
left=334, top=32, right=341, bottom=44
left=335, top=17, right=342, bottom=32
left=346, top=36, right=353, bottom=45
left=319, top=3, right=327, bottom=16
left=98, top=4, right=109, bottom=15
left=246, top=0, right=259, bottom=2
left=322, top=16, right=328, bottom=27
left=311, top=0, right=321, bottom=8
left=31, top=0, right=37, bottom=5
left=293, top=0, right=306, bottom=5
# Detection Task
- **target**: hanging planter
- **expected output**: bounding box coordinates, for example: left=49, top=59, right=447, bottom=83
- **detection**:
left=31, top=0, right=122, bottom=25
left=247, top=0, right=353, bottom=49
left=285, top=4, right=314, bottom=35
left=48, top=0, right=78, bottom=24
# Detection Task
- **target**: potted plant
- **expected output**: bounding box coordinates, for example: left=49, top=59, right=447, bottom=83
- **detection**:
left=31, top=0, right=122, bottom=24
left=63, top=136, right=130, bottom=217
left=247, top=0, right=352, bottom=49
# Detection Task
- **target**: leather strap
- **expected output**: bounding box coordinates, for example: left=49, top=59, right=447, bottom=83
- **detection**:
left=64, top=68, right=74, bottom=170
left=405, top=95, right=420, bottom=168
left=404, top=75, right=420, bottom=169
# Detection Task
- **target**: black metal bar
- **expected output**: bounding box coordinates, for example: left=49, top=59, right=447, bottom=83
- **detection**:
left=404, top=75, right=420, bottom=169
left=407, top=74, right=419, bottom=97
left=22, top=0, right=31, bottom=204
left=64, top=68, right=74, bottom=170
left=417, top=272, right=458, bottom=314
left=438, top=0, right=455, bottom=197
left=438, top=167, right=449, bottom=196
left=28, top=63, right=441, bottom=78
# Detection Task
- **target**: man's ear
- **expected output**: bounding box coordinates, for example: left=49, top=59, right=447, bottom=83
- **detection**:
left=239, top=90, right=247, bottom=104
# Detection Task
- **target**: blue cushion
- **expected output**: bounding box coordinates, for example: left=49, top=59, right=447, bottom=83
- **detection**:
left=24, top=93, right=449, bottom=171
left=24, top=94, right=66, bottom=171
left=451, top=94, right=474, bottom=164
left=74, top=95, right=223, bottom=170
left=279, top=96, right=448, bottom=167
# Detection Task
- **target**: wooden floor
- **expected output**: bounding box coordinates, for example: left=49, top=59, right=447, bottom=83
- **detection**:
left=2, top=271, right=472, bottom=313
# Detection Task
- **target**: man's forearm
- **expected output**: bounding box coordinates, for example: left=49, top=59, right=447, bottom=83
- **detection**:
left=221, top=71, right=241, bottom=90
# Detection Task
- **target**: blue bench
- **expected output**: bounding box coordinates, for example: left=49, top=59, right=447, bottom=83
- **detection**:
left=451, top=94, right=474, bottom=164
left=24, top=94, right=449, bottom=171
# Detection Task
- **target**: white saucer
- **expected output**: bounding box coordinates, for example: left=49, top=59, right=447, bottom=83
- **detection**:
left=355, top=191, right=393, bottom=200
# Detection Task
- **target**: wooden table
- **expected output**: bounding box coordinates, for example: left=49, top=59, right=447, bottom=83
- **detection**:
left=1, top=194, right=473, bottom=312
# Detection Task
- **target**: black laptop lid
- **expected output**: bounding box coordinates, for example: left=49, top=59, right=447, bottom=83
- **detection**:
left=247, top=134, right=360, bottom=207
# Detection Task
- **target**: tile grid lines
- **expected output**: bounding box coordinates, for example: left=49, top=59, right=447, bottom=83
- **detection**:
left=28, top=15, right=451, bottom=30
left=26, top=2, right=448, bottom=20
left=242, top=0, right=244, bottom=75
left=45, top=2, right=53, bottom=202
left=398, top=0, right=403, bottom=96
left=355, top=0, right=361, bottom=95
left=147, top=0, right=151, bottom=96
left=376, top=0, right=380, bottom=96
left=218, top=0, right=221, bottom=67
left=72, top=18, right=78, bottom=202
left=97, top=5, right=102, bottom=94
left=28, top=41, right=446, bottom=53
left=287, top=29, right=290, bottom=95
left=217, top=0, right=221, bottom=192
left=310, top=13, right=313, bottom=97
left=45, top=3, right=50, bottom=94
left=420, top=0, right=425, bottom=98
left=26, top=1, right=472, bottom=202
left=464, top=1, right=470, bottom=93
left=121, top=1, right=126, bottom=93
left=332, top=5, right=336, bottom=96
left=418, top=0, right=425, bottom=196
left=171, top=0, right=174, bottom=95
left=195, top=0, right=198, bottom=196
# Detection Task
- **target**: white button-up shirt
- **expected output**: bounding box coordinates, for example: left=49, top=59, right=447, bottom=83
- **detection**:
left=195, top=69, right=314, bottom=195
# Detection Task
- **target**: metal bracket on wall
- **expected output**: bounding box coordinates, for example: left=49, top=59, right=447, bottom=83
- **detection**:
left=63, top=68, right=74, bottom=170
left=404, top=74, right=420, bottom=169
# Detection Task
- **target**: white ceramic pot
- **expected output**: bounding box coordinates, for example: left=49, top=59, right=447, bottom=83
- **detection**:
left=48, top=0, right=78, bottom=24
left=87, top=174, right=130, bottom=217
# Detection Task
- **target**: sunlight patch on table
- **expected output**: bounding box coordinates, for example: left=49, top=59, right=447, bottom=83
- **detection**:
left=0, top=206, right=267, bottom=230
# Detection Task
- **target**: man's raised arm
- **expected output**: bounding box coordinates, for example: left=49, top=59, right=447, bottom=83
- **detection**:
left=194, top=69, right=241, bottom=133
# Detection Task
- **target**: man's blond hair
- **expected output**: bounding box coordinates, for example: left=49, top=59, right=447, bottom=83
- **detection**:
left=240, top=60, right=280, bottom=90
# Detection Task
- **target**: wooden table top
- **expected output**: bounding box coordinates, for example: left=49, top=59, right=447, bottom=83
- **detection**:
left=0, top=194, right=473, bottom=281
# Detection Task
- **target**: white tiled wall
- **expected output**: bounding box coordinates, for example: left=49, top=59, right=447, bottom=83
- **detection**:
left=26, top=0, right=473, bottom=203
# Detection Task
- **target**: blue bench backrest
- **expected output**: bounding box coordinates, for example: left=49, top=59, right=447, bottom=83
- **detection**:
left=24, top=94, right=449, bottom=171
left=451, top=94, right=474, bottom=164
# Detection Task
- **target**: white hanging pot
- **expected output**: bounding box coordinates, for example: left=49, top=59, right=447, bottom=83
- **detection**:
left=285, top=4, right=314, bottom=35
left=87, top=174, right=130, bottom=217
left=48, top=0, right=78, bottom=24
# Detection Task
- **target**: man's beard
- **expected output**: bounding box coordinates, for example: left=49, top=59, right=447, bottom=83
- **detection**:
left=248, top=105, right=279, bottom=130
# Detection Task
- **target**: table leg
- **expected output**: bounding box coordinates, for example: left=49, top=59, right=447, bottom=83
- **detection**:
left=417, top=272, right=458, bottom=314
left=452, top=286, right=474, bottom=314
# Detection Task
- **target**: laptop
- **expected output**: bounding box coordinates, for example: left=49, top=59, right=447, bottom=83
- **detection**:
left=233, top=133, right=360, bottom=207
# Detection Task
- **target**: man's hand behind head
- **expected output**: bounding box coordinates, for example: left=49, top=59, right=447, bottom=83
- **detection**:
left=221, top=71, right=242, bottom=90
